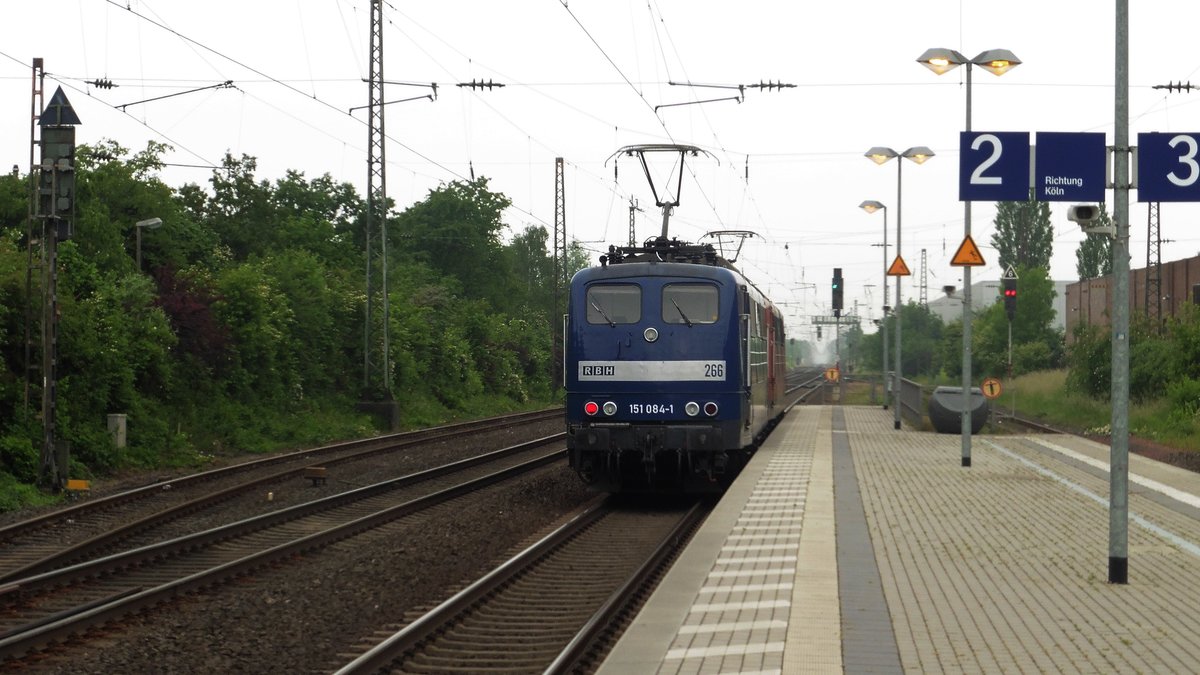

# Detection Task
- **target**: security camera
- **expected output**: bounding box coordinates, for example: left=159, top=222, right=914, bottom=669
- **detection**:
left=1068, top=204, right=1113, bottom=236
left=1067, top=204, right=1099, bottom=224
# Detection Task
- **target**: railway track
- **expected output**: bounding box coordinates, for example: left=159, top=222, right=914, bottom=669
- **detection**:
left=0, top=434, right=567, bottom=663
left=334, top=497, right=709, bottom=674
left=0, top=408, right=561, bottom=583
left=786, top=367, right=828, bottom=405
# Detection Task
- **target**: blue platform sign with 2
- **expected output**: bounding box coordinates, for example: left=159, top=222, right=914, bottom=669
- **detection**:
left=1034, top=132, right=1106, bottom=202
left=1138, top=132, right=1200, bottom=202
left=959, top=131, right=1030, bottom=202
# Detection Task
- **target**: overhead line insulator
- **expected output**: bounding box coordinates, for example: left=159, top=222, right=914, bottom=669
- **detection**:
left=1152, top=80, right=1196, bottom=93
left=457, top=79, right=505, bottom=90
left=749, top=80, right=796, bottom=91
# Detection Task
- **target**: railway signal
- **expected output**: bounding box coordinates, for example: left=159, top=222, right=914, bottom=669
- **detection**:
left=832, top=268, right=844, bottom=312
left=1002, top=275, right=1017, bottom=321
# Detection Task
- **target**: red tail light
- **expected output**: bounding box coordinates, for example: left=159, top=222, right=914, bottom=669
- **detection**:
left=584, top=401, right=600, bottom=416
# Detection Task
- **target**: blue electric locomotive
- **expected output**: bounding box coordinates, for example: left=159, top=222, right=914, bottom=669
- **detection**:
left=564, top=236, right=786, bottom=493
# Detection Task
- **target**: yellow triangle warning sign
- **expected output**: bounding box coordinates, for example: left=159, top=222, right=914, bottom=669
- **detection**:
left=886, top=255, right=911, bottom=276
left=950, top=234, right=986, bottom=267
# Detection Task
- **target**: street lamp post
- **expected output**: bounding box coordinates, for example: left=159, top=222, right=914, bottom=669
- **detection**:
left=865, top=147, right=934, bottom=429
left=918, top=47, right=1021, bottom=465
left=135, top=217, right=162, bottom=272
left=859, top=200, right=889, bottom=410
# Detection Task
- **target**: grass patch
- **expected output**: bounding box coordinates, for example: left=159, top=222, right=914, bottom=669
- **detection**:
left=0, top=472, right=61, bottom=512
left=988, top=369, right=1200, bottom=453
left=839, top=380, right=878, bottom=406
left=1006, top=370, right=1110, bottom=432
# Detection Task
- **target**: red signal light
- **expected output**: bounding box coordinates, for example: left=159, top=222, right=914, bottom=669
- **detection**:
left=1004, top=289, right=1017, bottom=297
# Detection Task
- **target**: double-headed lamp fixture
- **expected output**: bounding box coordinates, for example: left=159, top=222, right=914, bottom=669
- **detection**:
left=916, top=48, right=1022, bottom=77
left=864, top=146, right=935, bottom=166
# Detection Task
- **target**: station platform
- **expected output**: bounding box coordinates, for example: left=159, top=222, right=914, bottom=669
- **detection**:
left=597, top=405, right=1200, bottom=674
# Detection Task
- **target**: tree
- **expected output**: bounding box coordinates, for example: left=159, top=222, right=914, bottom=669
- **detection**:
left=991, top=191, right=1053, bottom=271
left=1075, top=202, right=1113, bottom=280
left=74, top=141, right=188, bottom=274
left=207, top=153, right=276, bottom=260
left=395, top=178, right=513, bottom=311
left=972, top=266, right=1063, bottom=376
left=897, top=302, right=945, bottom=377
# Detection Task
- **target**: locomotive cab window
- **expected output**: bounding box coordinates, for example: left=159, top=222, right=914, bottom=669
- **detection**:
left=662, top=283, right=719, bottom=325
left=586, top=284, right=641, bottom=324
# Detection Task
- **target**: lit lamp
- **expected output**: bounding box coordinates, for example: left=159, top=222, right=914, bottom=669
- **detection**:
left=918, top=47, right=1020, bottom=464
left=135, top=217, right=162, bottom=271
left=859, top=199, right=889, bottom=410
left=864, top=147, right=934, bottom=429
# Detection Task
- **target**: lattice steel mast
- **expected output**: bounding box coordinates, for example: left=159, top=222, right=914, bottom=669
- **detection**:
left=553, top=157, right=566, bottom=394
left=23, top=58, right=44, bottom=418
left=1145, top=202, right=1161, bottom=329
left=919, top=248, right=928, bottom=308
left=363, top=0, right=390, bottom=398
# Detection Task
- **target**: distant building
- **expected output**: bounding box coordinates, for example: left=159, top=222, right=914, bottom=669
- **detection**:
left=1065, top=253, right=1200, bottom=342
left=926, top=279, right=1071, bottom=332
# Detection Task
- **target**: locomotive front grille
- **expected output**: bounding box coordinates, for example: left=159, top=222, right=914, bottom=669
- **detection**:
left=567, top=422, right=739, bottom=493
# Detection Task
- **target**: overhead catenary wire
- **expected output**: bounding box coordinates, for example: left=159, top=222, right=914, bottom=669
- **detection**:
left=104, top=0, right=464, bottom=181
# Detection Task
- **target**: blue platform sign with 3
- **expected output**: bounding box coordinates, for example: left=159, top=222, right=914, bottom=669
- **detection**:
left=959, top=131, right=1030, bottom=202
left=1138, top=132, right=1200, bottom=202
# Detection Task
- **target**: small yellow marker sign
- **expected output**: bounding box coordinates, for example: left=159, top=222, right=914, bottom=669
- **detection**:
left=950, top=234, right=987, bottom=266
left=886, top=255, right=911, bottom=276
left=825, top=367, right=840, bottom=382
left=981, top=377, right=1003, bottom=399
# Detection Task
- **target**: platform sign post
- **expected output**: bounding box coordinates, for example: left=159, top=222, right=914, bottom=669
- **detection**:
left=1111, top=0, right=1131, bottom=585
left=959, top=131, right=1027, bottom=467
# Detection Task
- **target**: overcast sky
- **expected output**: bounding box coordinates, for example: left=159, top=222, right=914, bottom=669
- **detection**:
left=4, top=1, right=1199, bottom=339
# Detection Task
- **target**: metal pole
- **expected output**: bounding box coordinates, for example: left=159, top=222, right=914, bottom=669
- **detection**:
left=836, top=313, right=841, bottom=401
left=961, top=62, right=974, bottom=466
left=1110, top=0, right=1130, bottom=585
left=894, top=160, right=903, bottom=430
left=1008, top=319, right=1015, bottom=416
left=136, top=226, right=142, bottom=271
left=882, top=207, right=889, bottom=410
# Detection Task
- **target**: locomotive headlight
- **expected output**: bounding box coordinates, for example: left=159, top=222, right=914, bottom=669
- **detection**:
left=703, top=401, right=719, bottom=417
left=602, top=401, right=618, bottom=416
left=584, top=401, right=600, bottom=416
left=684, top=401, right=700, bottom=417
left=643, top=327, right=659, bottom=343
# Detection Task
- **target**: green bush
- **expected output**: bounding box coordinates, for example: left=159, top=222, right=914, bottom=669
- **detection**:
left=1130, top=337, right=1181, bottom=402
left=0, top=472, right=59, bottom=512
left=1067, top=322, right=1110, bottom=398
left=0, top=432, right=39, bottom=483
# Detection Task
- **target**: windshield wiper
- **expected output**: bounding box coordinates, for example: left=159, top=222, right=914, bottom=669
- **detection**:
left=671, top=299, right=694, bottom=327
left=590, top=300, right=616, bottom=327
